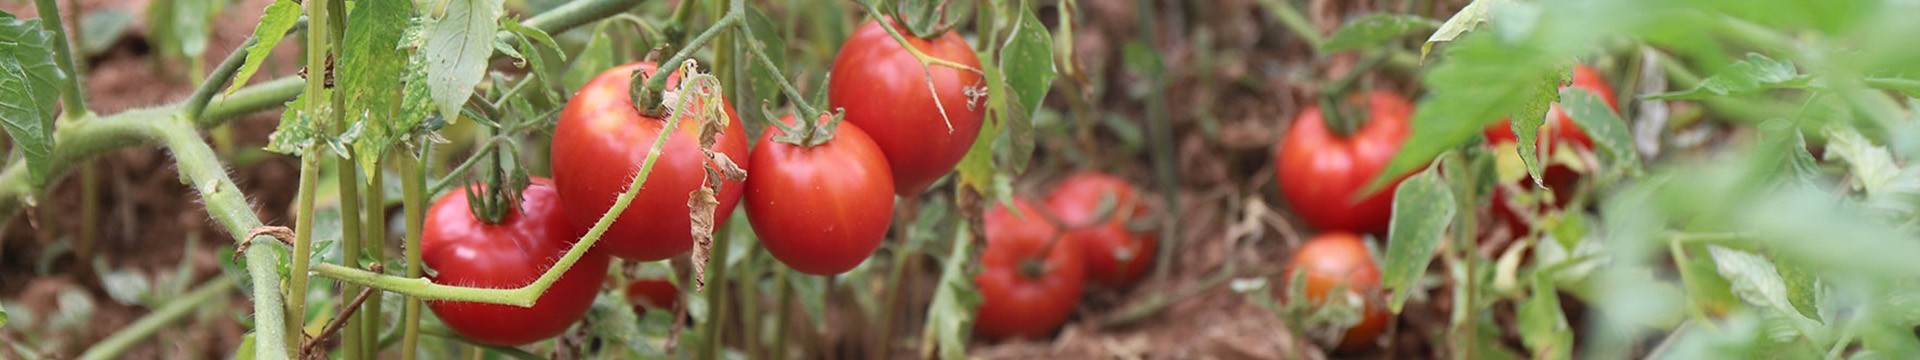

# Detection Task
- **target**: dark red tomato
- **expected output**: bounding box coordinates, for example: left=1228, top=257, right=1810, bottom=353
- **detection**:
left=1482, top=65, right=1617, bottom=237
left=1482, top=65, right=1618, bottom=149
left=625, top=279, right=680, bottom=317
left=828, top=18, right=986, bottom=196
left=974, top=199, right=1086, bottom=339
left=1275, top=91, right=1414, bottom=234
left=746, top=115, right=896, bottom=275
left=422, top=178, right=611, bottom=346
left=551, top=62, right=752, bottom=261
left=1285, top=232, right=1389, bottom=352
left=1043, top=172, right=1156, bottom=288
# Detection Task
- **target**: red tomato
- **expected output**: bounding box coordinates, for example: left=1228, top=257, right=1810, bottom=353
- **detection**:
left=745, top=115, right=896, bottom=275
left=1285, top=232, right=1389, bottom=352
left=625, top=278, right=680, bottom=317
left=1483, top=65, right=1617, bottom=236
left=422, top=178, right=611, bottom=346
left=1043, top=172, right=1156, bottom=288
left=1275, top=91, right=1414, bottom=234
left=551, top=62, right=751, bottom=261
left=974, top=199, right=1086, bottom=339
left=828, top=18, right=986, bottom=196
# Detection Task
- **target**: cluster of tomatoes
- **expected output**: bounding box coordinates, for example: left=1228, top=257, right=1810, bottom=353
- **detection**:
left=974, top=171, right=1160, bottom=339
left=1272, top=65, right=1617, bottom=351
left=418, top=18, right=988, bottom=346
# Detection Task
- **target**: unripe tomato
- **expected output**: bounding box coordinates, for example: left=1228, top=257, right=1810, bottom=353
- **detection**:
left=1043, top=172, right=1156, bottom=288
left=1285, top=232, right=1389, bottom=352
left=1483, top=65, right=1617, bottom=236
left=422, top=178, right=611, bottom=346
left=551, top=62, right=751, bottom=261
left=828, top=18, right=986, bottom=196
left=625, top=278, right=679, bottom=317
left=745, top=115, right=896, bottom=275
left=1275, top=91, right=1414, bottom=234
left=974, top=199, right=1086, bottom=339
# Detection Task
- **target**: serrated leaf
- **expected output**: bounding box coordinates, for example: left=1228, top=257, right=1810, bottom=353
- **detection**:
left=343, top=0, right=415, bottom=177
left=225, top=0, right=302, bottom=94
left=742, top=6, right=785, bottom=104
left=1382, top=158, right=1455, bottom=312
left=1001, top=5, right=1055, bottom=119
left=1769, top=251, right=1821, bottom=322
left=1708, top=246, right=1816, bottom=322
left=921, top=225, right=979, bottom=360
left=1423, top=0, right=1508, bottom=58
left=1518, top=274, right=1571, bottom=360
left=267, top=89, right=328, bottom=155
left=0, top=14, right=64, bottom=188
left=1372, top=28, right=1564, bottom=192
left=1646, top=53, right=1813, bottom=100
left=1824, top=127, right=1899, bottom=196
left=563, top=22, right=614, bottom=91
left=1323, top=14, right=1440, bottom=52
left=1559, top=87, right=1642, bottom=173
left=423, top=0, right=503, bottom=119
left=1510, top=69, right=1560, bottom=187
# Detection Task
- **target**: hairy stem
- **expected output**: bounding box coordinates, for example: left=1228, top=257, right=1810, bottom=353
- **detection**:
left=637, top=12, right=741, bottom=115
left=152, top=117, right=292, bottom=359
left=290, top=155, right=319, bottom=351
left=33, top=0, right=89, bottom=115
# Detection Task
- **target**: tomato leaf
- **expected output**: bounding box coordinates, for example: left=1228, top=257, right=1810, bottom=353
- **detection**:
left=1001, top=5, right=1055, bottom=120
left=1, top=302, right=8, bottom=327
left=1559, top=86, right=1642, bottom=174
left=1646, top=53, right=1812, bottom=100
left=955, top=62, right=1006, bottom=195
left=587, top=293, right=660, bottom=356
left=1422, top=0, right=1508, bottom=59
left=1707, top=246, right=1821, bottom=324
left=1518, top=274, right=1571, bottom=360
left=267, top=89, right=329, bottom=155
left=921, top=224, right=980, bottom=360
left=1382, top=156, right=1455, bottom=312
left=1370, top=27, right=1564, bottom=193
left=1823, top=127, right=1899, bottom=196
left=423, top=0, right=504, bottom=120
left=225, top=0, right=302, bottom=95
left=78, top=9, right=135, bottom=56
left=171, top=0, right=215, bottom=58
left=1322, top=13, right=1440, bottom=53
left=743, top=6, right=786, bottom=105
left=342, top=0, right=415, bottom=177
left=563, top=22, right=615, bottom=92
left=1509, top=68, right=1561, bottom=188
left=1769, top=250, right=1822, bottom=323
left=0, top=12, right=63, bottom=189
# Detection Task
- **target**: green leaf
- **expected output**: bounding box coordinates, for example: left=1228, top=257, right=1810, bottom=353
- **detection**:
left=172, top=0, right=215, bottom=57
left=1824, top=127, right=1899, bottom=196
left=921, top=225, right=979, bottom=360
left=587, top=291, right=659, bottom=356
left=1646, top=53, right=1813, bottom=100
left=79, top=9, right=135, bottom=56
left=1422, top=0, right=1508, bottom=58
left=1382, top=157, right=1455, bottom=312
left=1510, top=68, right=1561, bottom=187
left=0, top=13, right=64, bottom=188
left=499, top=19, right=561, bottom=60
left=342, top=0, right=416, bottom=177
left=1000, top=5, right=1055, bottom=119
left=1770, top=251, right=1821, bottom=323
left=225, top=0, right=302, bottom=95
left=1322, top=14, right=1440, bottom=52
left=955, top=63, right=1006, bottom=195
left=423, top=0, right=504, bottom=119
left=1518, top=274, right=1571, bottom=360
left=267, top=89, right=329, bottom=155
left=1372, top=27, right=1565, bottom=192
left=233, top=332, right=256, bottom=360
left=742, top=6, right=785, bottom=104
left=1707, top=246, right=1815, bottom=321
left=563, top=22, right=615, bottom=91
left=1559, top=86, right=1642, bottom=174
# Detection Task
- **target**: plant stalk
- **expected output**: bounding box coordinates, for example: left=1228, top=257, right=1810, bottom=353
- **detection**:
left=400, top=152, right=427, bottom=360
left=33, top=0, right=89, bottom=116
left=362, top=161, right=387, bottom=359
left=337, top=155, right=364, bottom=360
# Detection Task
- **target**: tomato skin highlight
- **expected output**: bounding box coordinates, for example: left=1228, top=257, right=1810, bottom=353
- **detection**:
left=973, top=199, right=1086, bottom=339
left=422, top=178, right=611, bottom=346
left=625, top=278, right=680, bottom=317
left=1275, top=91, right=1414, bottom=235
left=828, top=18, right=986, bottom=196
left=745, top=115, right=896, bottom=275
left=1285, top=232, right=1390, bottom=352
left=551, top=62, right=751, bottom=261
left=1043, top=172, right=1156, bottom=288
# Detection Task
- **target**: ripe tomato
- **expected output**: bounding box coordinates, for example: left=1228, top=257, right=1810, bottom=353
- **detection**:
left=974, top=199, right=1086, bottom=339
left=551, top=62, right=751, bottom=261
left=1275, top=90, right=1414, bottom=234
left=625, top=278, right=680, bottom=317
left=1482, top=65, right=1617, bottom=237
left=422, top=178, right=611, bottom=346
left=745, top=115, right=896, bottom=275
left=828, top=18, right=986, bottom=196
left=1285, top=232, right=1389, bottom=352
left=1043, top=171, right=1156, bottom=288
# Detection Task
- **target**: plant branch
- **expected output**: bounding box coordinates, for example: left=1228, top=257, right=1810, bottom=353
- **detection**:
left=400, top=151, right=426, bottom=360
left=637, top=11, right=741, bottom=115
left=33, top=0, right=89, bottom=116
left=75, top=277, right=237, bottom=360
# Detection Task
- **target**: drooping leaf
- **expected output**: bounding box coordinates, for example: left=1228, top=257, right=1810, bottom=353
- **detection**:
left=1559, top=86, right=1642, bottom=174
left=1001, top=5, right=1055, bottom=120
left=0, top=13, right=65, bottom=188
left=921, top=225, right=980, bottom=360
left=423, top=0, right=504, bottom=120
left=343, top=0, right=416, bottom=177
left=1382, top=157, right=1455, bottom=312
left=1423, top=0, right=1509, bottom=58
left=1323, top=13, right=1440, bottom=52
left=1509, top=68, right=1561, bottom=187
left=225, top=0, right=302, bottom=94
left=1646, top=53, right=1813, bottom=100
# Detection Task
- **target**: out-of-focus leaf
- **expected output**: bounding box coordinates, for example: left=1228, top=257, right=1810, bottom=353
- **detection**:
left=1510, top=68, right=1561, bottom=187
left=1423, top=0, right=1508, bottom=58
left=587, top=292, right=658, bottom=356
left=1518, top=274, right=1572, bottom=360
left=226, top=0, right=302, bottom=94
left=563, top=22, right=615, bottom=91
left=233, top=332, right=256, bottom=360
left=424, top=0, right=504, bottom=119
left=1646, top=53, right=1813, bottom=100
left=343, top=0, right=416, bottom=176
left=1, top=302, right=8, bottom=327
left=1824, top=127, right=1899, bottom=196
left=79, top=9, right=135, bottom=55
left=1770, top=252, right=1821, bottom=323
left=0, top=12, right=64, bottom=188
left=1324, top=13, right=1439, bottom=52
left=1001, top=5, right=1055, bottom=119
left=742, top=6, right=786, bottom=104
left=1707, top=246, right=1812, bottom=320
left=1382, top=158, right=1455, bottom=312
left=1371, top=27, right=1568, bottom=193
left=172, top=0, right=215, bottom=58
left=99, top=269, right=153, bottom=306
left=920, top=225, right=980, bottom=360
left=1560, top=87, right=1642, bottom=174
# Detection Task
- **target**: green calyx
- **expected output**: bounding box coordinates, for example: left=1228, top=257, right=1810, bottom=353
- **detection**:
left=768, top=109, right=847, bottom=148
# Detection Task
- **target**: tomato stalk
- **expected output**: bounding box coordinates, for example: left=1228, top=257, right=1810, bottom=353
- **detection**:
left=399, top=149, right=428, bottom=360
left=361, top=163, right=386, bottom=359
left=32, top=0, right=89, bottom=117
left=336, top=155, right=365, bottom=360
left=770, top=266, right=795, bottom=360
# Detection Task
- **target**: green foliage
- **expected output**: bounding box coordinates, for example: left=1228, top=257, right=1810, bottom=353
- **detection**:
left=342, top=0, right=416, bottom=176
left=1000, top=6, right=1055, bottom=122
left=1648, top=53, right=1813, bottom=100
left=1322, top=13, right=1439, bottom=53
left=225, top=0, right=301, bottom=95
left=921, top=224, right=980, bottom=360
left=423, top=0, right=504, bottom=120
left=563, top=22, right=616, bottom=92
left=1382, top=156, right=1454, bottom=312
left=267, top=89, right=329, bottom=155
left=0, top=12, right=66, bottom=189
left=1558, top=87, right=1641, bottom=174
left=1422, top=0, right=1506, bottom=58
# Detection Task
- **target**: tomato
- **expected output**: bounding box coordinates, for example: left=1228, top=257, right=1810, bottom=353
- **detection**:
left=625, top=278, right=680, bottom=317
left=1482, top=65, right=1617, bottom=237
left=974, top=199, right=1086, bottom=339
left=745, top=115, right=896, bottom=275
left=422, top=178, right=611, bottom=346
left=828, top=18, right=986, bottom=196
left=1482, top=65, right=1618, bottom=149
left=1285, top=232, right=1389, bottom=352
left=551, top=62, right=752, bottom=261
left=1043, top=172, right=1156, bottom=288
left=1274, top=90, right=1414, bottom=234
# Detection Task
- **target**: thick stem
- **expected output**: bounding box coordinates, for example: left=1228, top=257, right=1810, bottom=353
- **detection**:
left=74, top=277, right=237, bottom=360
left=152, top=116, right=290, bottom=360
left=361, top=160, right=386, bottom=359
left=290, top=155, right=319, bottom=351
left=33, top=0, right=89, bottom=115
left=77, top=162, right=98, bottom=283
left=336, top=156, right=364, bottom=360
left=399, top=152, right=426, bottom=360
left=770, top=267, right=794, bottom=360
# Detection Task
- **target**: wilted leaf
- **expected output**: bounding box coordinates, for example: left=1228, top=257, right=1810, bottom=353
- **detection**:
left=225, top=0, right=302, bottom=94
left=424, top=0, right=504, bottom=119
left=1324, top=14, right=1440, bottom=52
left=1382, top=158, right=1455, bottom=312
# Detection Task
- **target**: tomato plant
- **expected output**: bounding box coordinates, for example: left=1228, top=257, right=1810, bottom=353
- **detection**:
left=551, top=61, right=752, bottom=261
left=1275, top=90, right=1415, bottom=234
left=828, top=17, right=986, bottom=196
left=973, top=198, right=1085, bottom=339
left=1484, top=65, right=1619, bottom=237
left=745, top=114, right=895, bottom=275
left=421, top=178, right=612, bottom=346
left=1043, top=171, right=1156, bottom=288
left=625, top=279, right=680, bottom=317
left=1285, top=232, right=1389, bottom=352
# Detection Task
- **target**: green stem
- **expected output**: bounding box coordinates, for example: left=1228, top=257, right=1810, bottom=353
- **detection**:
left=738, top=17, right=821, bottom=120
left=428, top=139, right=500, bottom=196
left=770, top=267, right=793, bottom=360
left=701, top=227, right=734, bottom=360
left=361, top=160, right=386, bottom=359
left=75, top=277, right=237, bottom=360
left=33, top=0, right=89, bottom=116
left=638, top=10, right=742, bottom=116
left=337, top=156, right=364, bottom=360
left=1255, top=0, right=1323, bottom=50
left=290, top=155, right=319, bottom=351
left=1133, top=0, right=1180, bottom=285
left=873, top=198, right=921, bottom=359
left=400, top=152, right=426, bottom=360
left=151, top=117, right=291, bottom=359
